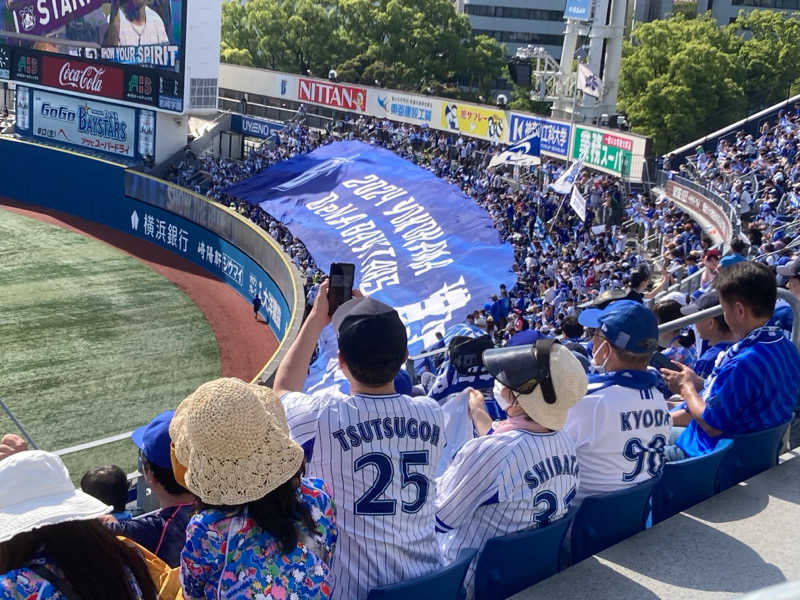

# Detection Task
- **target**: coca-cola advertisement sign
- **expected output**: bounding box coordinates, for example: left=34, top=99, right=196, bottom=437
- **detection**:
left=41, top=56, right=123, bottom=100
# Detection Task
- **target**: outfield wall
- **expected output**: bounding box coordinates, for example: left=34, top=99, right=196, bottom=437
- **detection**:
left=0, top=137, right=305, bottom=384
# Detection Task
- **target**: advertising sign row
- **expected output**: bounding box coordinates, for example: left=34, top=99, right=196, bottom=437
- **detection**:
left=15, top=86, right=155, bottom=159
left=0, top=44, right=183, bottom=112
left=219, top=65, right=650, bottom=181
left=123, top=174, right=291, bottom=340
left=0, top=0, right=185, bottom=112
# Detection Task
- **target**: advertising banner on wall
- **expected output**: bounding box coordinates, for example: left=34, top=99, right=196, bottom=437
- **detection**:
left=440, top=101, right=507, bottom=142
left=508, top=112, right=570, bottom=158
left=298, top=77, right=367, bottom=112
left=15, top=83, right=30, bottom=131
left=32, top=88, right=136, bottom=156
left=571, top=125, right=643, bottom=178
left=231, top=114, right=284, bottom=140
left=368, top=90, right=439, bottom=126
left=663, top=179, right=732, bottom=246
left=123, top=175, right=292, bottom=340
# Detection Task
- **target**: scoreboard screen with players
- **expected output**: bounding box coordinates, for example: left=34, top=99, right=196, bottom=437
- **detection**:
left=0, top=0, right=186, bottom=112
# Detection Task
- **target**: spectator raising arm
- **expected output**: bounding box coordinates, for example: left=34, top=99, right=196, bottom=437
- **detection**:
left=273, top=280, right=332, bottom=397
left=274, top=280, right=365, bottom=397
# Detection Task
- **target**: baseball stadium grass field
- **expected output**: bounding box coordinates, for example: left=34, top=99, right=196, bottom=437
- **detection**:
left=0, top=208, right=221, bottom=483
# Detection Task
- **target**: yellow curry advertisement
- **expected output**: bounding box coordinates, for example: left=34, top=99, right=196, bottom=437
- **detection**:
left=440, top=103, right=507, bottom=143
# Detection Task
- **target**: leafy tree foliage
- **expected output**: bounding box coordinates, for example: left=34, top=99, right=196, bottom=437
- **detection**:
left=220, top=0, right=506, bottom=101
left=619, top=11, right=800, bottom=154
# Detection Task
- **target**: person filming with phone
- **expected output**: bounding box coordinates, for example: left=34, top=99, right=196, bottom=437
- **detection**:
left=273, top=263, right=445, bottom=600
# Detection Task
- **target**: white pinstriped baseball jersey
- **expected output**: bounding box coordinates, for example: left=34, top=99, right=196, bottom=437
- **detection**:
left=281, top=391, right=445, bottom=600
left=562, top=369, right=671, bottom=505
left=435, top=429, right=578, bottom=600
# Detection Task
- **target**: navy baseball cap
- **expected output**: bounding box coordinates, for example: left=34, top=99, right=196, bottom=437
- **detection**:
left=578, top=300, right=659, bottom=353
left=131, top=410, right=174, bottom=469
left=681, top=290, right=720, bottom=315
left=332, top=297, right=408, bottom=367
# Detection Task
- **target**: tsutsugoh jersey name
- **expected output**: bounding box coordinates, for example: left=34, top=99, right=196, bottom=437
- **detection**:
left=282, top=391, right=445, bottom=600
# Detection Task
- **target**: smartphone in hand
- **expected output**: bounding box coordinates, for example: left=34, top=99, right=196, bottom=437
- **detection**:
left=327, top=263, right=355, bottom=316
left=650, top=351, right=681, bottom=372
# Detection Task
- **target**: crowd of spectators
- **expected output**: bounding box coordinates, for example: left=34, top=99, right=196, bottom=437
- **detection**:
left=5, top=105, right=800, bottom=600
left=3, top=258, right=800, bottom=600
left=166, top=114, right=723, bottom=346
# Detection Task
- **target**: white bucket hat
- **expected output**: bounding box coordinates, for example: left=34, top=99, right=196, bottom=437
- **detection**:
left=0, top=450, right=111, bottom=543
left=483, top=341, right=588, bottom=430
left=169, top=378, right=304, bottom=506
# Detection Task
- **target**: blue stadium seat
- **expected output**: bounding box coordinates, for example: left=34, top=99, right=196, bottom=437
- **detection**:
left=652, top=438, right=732, bottom=524
left=716, top=422, right=789, bottom=492
left=473, top=509, right=576, bottom=600
left=367, top=548, right=477, bottom=600
left=570, top=475, right=661, bottom=564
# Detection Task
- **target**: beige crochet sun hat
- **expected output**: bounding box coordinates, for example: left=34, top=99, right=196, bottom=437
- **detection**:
left=169, top=378, right=303, bottom=505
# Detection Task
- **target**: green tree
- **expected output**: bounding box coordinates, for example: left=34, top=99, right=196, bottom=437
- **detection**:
left=220, top=0, right=505, bottom=102
left=731, top=10, right=800, bottom=113
left=619, top=10, right=800, bottom=153
left=619, top=14, right=743, bottom=154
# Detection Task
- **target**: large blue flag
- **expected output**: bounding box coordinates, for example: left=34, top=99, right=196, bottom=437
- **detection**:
left=225, top=141, right=513, bottom=391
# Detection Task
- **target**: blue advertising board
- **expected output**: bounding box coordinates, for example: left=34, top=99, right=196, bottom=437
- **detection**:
left=564, top=0, right=592, bottom=20
left=14, top=85, right=156, bottom=160
left=122, top=199, right=290, bottom=339
left=231, top=114, right=285, bottom=139
left=224, top=140, right=514, bottom=392
left=508, top=113, right=571, bottom=158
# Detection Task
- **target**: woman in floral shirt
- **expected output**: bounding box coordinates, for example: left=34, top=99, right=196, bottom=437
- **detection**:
left=170, top=378, right=337, bottom=600
left=181, top=477, right=336, bottom=600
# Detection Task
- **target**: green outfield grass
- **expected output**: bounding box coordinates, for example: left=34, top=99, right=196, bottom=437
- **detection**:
left=0, top=208, right=221, bottom=482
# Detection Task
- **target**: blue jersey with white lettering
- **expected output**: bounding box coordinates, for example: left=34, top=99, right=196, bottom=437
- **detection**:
left=677, top=326, right=800, bottom=457
left=563, top=369, right=671, bottom=504
left=435, top=429, right=578, bottom=599
left=281, top=391, right=444, bottom=600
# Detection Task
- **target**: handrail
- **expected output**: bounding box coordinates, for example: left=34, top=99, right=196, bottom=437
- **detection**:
left=407, top=290, right=800, bottom=367
left=657, top=171, right=742, bottom=245
left=659, top=288, right=800, bottom=350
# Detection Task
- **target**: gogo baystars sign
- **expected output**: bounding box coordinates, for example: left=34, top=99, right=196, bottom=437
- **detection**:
left=41, top=55, right=124, bottom=99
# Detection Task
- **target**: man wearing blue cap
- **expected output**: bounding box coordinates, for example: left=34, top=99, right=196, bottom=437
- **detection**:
left=100, top=410, right=194, bottom=567
left=563, top=300, right=671, bottom=505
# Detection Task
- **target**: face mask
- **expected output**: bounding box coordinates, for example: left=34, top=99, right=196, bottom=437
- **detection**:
left=493, top=379, right=510, bottom=410
left=590, top=340, right=611, bottom=374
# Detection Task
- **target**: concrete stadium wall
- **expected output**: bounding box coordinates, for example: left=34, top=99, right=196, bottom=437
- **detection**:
left=0, top=137, right=305, bottom=384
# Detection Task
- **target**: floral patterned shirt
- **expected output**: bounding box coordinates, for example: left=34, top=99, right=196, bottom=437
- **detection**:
left=181, top=477, right=337, bottom=600
left=1, top=554, right=142, bottom=600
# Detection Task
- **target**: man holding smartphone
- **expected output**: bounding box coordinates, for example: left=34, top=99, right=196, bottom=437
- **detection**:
left=274, top=278, right=445, bottom=600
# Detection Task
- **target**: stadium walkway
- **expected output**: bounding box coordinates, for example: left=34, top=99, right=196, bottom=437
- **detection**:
left=514, top=449, right=800, bottom=599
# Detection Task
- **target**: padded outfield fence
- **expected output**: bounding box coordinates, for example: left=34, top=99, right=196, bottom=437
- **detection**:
left=0, top=137, right=306, bottom=472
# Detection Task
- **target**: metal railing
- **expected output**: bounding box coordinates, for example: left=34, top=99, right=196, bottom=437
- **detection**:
left=406, top=289, right=800, bottom=380
left=656, top=171, right=743, bottom=243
